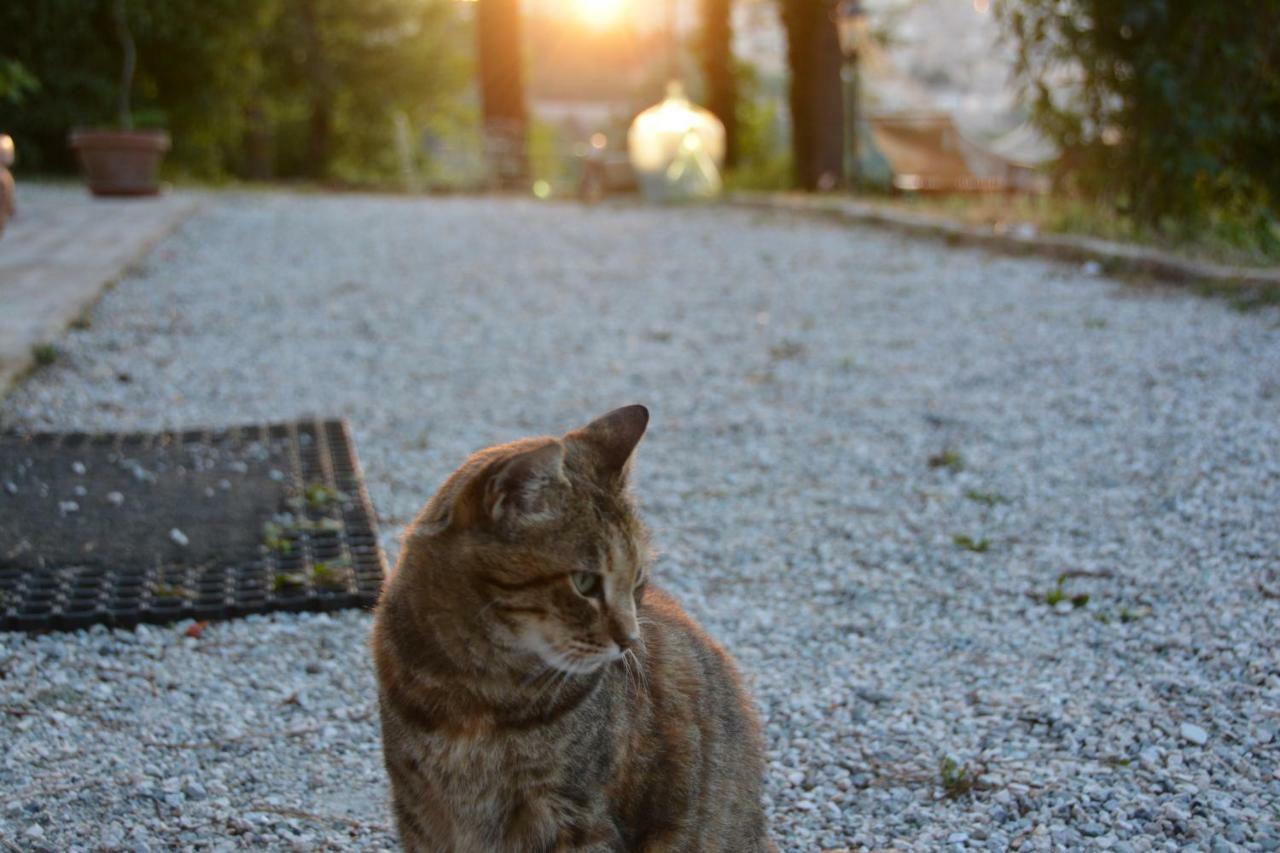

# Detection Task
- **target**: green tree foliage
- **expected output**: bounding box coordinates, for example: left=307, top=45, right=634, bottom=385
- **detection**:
left=0, top=59, right=40, bottom=105
left=998, top=0, right=1280, bottom=237
left=0, top=0, right=467, bottom=180
left=260, top=0, right=468, bottom=181
left=725, top=59, right=790, bottom=190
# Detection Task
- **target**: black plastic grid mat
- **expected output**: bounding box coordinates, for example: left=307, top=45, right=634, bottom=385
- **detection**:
left=0, top=419, right=386, bottom=632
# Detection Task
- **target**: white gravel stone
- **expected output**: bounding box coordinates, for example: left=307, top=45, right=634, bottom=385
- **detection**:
left=168, top=528, right=190, bottom=547
left=1180, top=723, right=1209, bottom=746
left=1, top=189, right=1278, bottom=851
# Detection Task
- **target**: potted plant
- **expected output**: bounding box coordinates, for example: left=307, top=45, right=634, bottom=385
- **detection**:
left=69, top=0, right=170, bottom=196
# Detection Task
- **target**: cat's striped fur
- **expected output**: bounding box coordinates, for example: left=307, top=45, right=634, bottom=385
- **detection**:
left=371, top=405, right=769, bottom=852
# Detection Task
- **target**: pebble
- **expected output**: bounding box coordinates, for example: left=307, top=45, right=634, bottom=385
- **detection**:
left=168, top=528, right=189, bottom=547
left=1180, top=723, right=1209, bottom=746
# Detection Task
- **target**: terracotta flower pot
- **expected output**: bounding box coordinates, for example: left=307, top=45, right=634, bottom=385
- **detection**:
left=69, top=128, right=170, bottom=197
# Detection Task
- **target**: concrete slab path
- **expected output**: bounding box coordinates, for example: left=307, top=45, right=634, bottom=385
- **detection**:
left=0, top=183, right=198, bottom=393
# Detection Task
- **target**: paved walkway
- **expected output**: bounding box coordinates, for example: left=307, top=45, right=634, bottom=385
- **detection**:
left=0, top=184, right=198, bottom=393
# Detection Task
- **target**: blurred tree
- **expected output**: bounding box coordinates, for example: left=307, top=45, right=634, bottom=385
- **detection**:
left=700, top=0, right=738, bottom=168
left=779, top=0, right=843, bottom=190
left=0, top=0, right=274, bottom=175
left=999, top=0, right=1280, bottom=234
left=475, top=0, right=528, bottom=187
left=0, top=0, right=466, bottom=181
left=247, top=0, right=468, bottom=181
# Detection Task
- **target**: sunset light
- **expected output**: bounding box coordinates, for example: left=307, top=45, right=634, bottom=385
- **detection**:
left=573, top=0, right=627, bottom=30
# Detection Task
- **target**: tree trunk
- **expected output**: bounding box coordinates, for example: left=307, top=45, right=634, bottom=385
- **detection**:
left=780, top=0, right=843, bottom=190
left=475, top=0, right=529, bottom=187
left=300, top=0, right=333, bottom=180
left=701, top=0, right=738, bottom=168
left=242, top=99, right=274, bottom=181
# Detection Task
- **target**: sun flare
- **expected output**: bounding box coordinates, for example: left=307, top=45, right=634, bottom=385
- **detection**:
left=573, top=0, right=627, bottom=30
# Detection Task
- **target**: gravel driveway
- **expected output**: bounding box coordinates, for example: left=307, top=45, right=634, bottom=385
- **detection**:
left=2, top=189, right=1278, bottom=851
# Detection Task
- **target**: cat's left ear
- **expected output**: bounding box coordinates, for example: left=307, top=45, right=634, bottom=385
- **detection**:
left=566, top=404, right=649, bottom=484
left=481, top=441, right=568, bottom=527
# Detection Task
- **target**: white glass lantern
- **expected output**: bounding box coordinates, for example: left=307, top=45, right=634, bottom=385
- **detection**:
left=627, top=82, right=725, bottom=202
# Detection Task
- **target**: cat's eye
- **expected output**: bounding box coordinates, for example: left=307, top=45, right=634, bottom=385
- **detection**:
left=570, top=572, right=601, bottom=597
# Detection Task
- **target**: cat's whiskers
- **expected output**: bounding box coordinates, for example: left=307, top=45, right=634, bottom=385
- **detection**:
left=622, top=648, right=648, bottom=696
left=618, top=648, right=638, bottom=694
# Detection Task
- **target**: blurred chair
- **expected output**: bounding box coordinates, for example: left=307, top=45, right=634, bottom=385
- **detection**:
left=867, top=112, right=1049, bottom=194
left=576, top=132, right=636, bottom=203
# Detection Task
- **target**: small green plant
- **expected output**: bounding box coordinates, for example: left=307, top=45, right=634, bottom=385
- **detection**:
left=262, top=521, right=293, bottom=554
left=964, top=489, right=1007, bottom=507
left=272, top=571, right=307, bottom=593
left=1119, top=606, right=1149, bottom=623
left=1084, top=317, right=1108, bottom=329
left=952, top=534, right=990, bottom=553
left=32, top=343, right=59, bottom=366
left=1195, top=282, right=1280, bottom=313
left=769, top=340, right=806, bottom=361
left=1044, top=579, right=1090, bottom=609
left=303, top=483, right=346, bottom=509
left=311, top=559, right=351, bottom=590
left=151, top=582, right=189, bottom=600
left=939, top=756, right=976, bottom=798
left=1230, top=288, right=1280, bottom=313
left=929, top=449, right=965, bottom=472
left=274, top=559, right=351, bottom=593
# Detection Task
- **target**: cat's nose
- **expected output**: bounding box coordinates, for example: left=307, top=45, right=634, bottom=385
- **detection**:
left=608, top=610, right=640, bottom=650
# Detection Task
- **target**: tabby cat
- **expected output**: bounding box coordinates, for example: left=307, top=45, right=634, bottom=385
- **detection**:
left=371, top=405, right=770, bottom=852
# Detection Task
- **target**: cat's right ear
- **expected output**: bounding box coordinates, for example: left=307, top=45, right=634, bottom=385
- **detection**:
left=456, top=441, right=568, bottom=531
left=566, top=404, right=649, bottom=484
